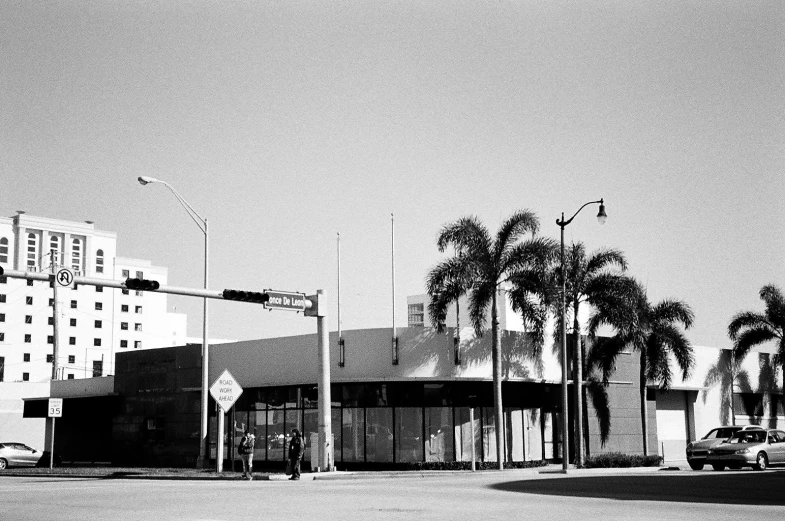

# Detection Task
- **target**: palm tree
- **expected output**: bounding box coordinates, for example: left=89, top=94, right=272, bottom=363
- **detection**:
left=588, top=279, right=695, bottom=456
left=426, top=210, right=553, bottom=469
left=556, top=243, right=628, bottom=465
left=728, top=284, right=785, bottom=396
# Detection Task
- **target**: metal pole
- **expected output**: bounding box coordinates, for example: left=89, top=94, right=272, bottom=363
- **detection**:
left=560, top=217, right=569, bottom=470
left=216, top=403, right=224, bottom=473
left=49, top=417, right=56, bottom=471
left=391, top=214, right=397, bottom=363
left=50, top=251, right=60, bottom=381
left=316, top=290, right=333, bottom=471
left=470, top=406, right=476, bottom=471
left=198, top=218, right=210, bottom=468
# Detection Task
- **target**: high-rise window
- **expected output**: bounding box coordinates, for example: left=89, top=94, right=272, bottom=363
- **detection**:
left=0, top=313, right=4, bottom=322
left=27, top=279, right=34, bottom=287
left=134, top=340, right=142, bottom=349
left=25, top=315, right=32, bottom=324
left=134, top=323, right=142, bottom=332
left=0, top=357, right=4, bottom=382
left=95, top=250, right=104, bottom=274
left=70, top=318, right=77, bottom=327
left=69, top=337, right=76, bottom=345
left=95, top=302, right=103, bottom=311
left=23, top=353, right=30, bottom=362
left=22, top=372, right=29, bottom=382
left=26, top=233, right=38, bottom=269
left=49, top=235, right=63, bottom=266
left=0, top=295, right=5, bottom=303
left=46, top=354, right=53, bottom=363
left=120, top=340, right=128, bottom=348
left=71, top=238, right=83, bottom=272
left=408, top=303, right=425, bottom=327
left=121, top=322, right=128, bottom=330
left=24, top=334, right=31, bottom=343
left=0, top=237, right=8, bottom=264
left=0, top=333, right=4, bottom=342
left=135, top=306, right=142, bottom=314
left=93, top=338, right=101, bottom=347
left=95, top=320, right=102, bottom=328
left=26, top=296, right=33, bottom=305
left=121, top=305, right=128, bottom=313
left=68, top=355, right=75, bottom=364
left=71, top=300, right=77, bottom=309
left=92, top=361, right=103, bottom=378
left=122, top=269, right=130, bottom=278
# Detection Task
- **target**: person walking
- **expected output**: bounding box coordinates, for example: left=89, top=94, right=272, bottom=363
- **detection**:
left=238, top=429, right=255, bottom=480
left=288, top=429, right=305, bottom=480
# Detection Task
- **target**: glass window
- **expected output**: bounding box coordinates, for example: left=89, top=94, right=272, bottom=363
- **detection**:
left=121, top=322, right=128, bottom=330
left=302, top=385, right=318, bottom=408
left=266, top=409, right=286, bottom=461
left=454, top=407, right=482, bottom=462
left=95, top=302, right=103, bottom=311
left=68, top=355, right=75, bottom=364
left=425, top=407, right=454, bottom=462
left=24, top=334, right=31, bottom=343
left=134, top=340, right=142, bottom=349
left=71, top=300, right=77, bottom=309
left=504, top=408, right=526, bottom=462
left=48, top=317, right=54, bottom=325
left=23, top=372, right=29, bottom=381
left=121, top=305, right=128, bottom=313
left=69, top=337, right=76, bottom=345
left=95, top=250, right=104, bottom=273
left=26, top=296, right=33, bottom=305
left=0, top=333, right=4, bottom=342
left=395, top=407, right=423, bottom=463
left=94, top=338, right=101, bottom=347
left=46, top=354, right=53, bottom=363
left=48, top=298, right=54, bottom=306
left=27, top=279, right=34, bottom=287
left=96, top=285, right=103, bottom=292
left=120, top=340, right=128, bottom=348
left=95, top=320, right=102, bottom=328
left=134, top=323, right=142, bottom=332
left=0, top=295, right=6, bottom=303
left=0, top=313, right=4, bottom=322
left=70, top=318, right=77, bottom=326
left=366, top=408, right=393, bottom=462
left=122, top=269, right=129, bottom=278
left=92, top=360, right=103, bottom=377
left=408, top=303, right=425, bottom=326
left=23, top=353, right=30, bottom=362
left=122, top=289, right=129, bottom=295
left=71, top=238, right=82, bottom=271
left=25, top=315, right=32, bottom=324
left=303, top=409, right=319, bottom=462
left=67, top=374, right=74, bottom=380
left=26, top=233, right=38, bottom=268
left=135, top=306, right=142, bottom=314
left=136, top=271, right=143, bottom=279
left=482, top=407, right=497, bottom=462
left=47, top=335, right=53, bottom=344
left=49, top=235, right=62, bottom=265
left=251, top=411, right=267, bottom=461
left=0, top=237, right=8, bottom=264
left=267, top=388, right=286, bottom=409
left=342, top=408, right=365, bottom=462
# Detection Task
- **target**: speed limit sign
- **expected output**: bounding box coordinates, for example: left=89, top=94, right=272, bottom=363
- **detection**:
left=48, top=398, right=63, bottom=418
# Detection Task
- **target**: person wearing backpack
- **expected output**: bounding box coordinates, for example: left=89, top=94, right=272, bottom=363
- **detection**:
left=287, top=429, right=305, bottom=480
left=238, top=430, right=255, bottom=480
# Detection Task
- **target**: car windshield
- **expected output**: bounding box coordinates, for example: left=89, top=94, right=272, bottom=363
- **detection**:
left=704, top=428, right=739, bottom=439
left=727, top=430, right=766, bottom=444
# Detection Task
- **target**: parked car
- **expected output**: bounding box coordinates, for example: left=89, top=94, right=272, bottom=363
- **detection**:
left=706, top=428, right=785, bottom=471
left=0, top=442, right=61, bottom=469
left=685, top=426, right=760, bottom=470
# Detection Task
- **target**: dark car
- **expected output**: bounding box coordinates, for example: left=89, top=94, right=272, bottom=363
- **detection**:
left=706, top=428, right=785, bottom=471
left=0, top=442, right=61, bottom=469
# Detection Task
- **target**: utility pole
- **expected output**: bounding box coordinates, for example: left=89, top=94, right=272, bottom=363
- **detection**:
left=50, top=250, right=61, bottom=381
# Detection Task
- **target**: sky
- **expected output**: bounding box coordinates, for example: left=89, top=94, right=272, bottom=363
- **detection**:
left=1, top=1, right=783, bottom=349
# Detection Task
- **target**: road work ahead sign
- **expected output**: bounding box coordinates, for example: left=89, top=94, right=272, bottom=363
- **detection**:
left=209, top=369, right=243, bottom=413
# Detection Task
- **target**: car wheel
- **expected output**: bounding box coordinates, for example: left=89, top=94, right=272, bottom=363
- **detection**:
left=0, top=458, right=7, bottom=470
left=688, top=461, right=704, bottom=471
left=711, top=464, right=725, bottom=471
left=753, top=452, right=768, bottom=471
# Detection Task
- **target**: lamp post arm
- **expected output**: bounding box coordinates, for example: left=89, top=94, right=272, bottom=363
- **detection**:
left=556, top=199, right=604, bottom=228
left=157, top=181, right=207, bottom=234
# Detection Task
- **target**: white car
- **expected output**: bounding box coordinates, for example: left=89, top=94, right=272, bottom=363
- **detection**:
left=0, top=442, right=60, bottom=469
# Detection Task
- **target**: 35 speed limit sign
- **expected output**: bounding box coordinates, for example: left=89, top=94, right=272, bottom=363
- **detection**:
left=48, top=398, right=63, bottom=418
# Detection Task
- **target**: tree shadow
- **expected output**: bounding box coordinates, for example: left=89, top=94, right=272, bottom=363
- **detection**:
left=490, top=471, right=785, bottom=505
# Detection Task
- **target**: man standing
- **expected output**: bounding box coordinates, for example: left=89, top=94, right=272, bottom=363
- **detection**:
left=239, top=429, right=255, bottom=480
left=288, top=429, right=305, bottom=480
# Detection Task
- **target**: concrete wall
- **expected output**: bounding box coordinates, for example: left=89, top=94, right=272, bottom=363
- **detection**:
left=0, top=382, right=49, bottom=448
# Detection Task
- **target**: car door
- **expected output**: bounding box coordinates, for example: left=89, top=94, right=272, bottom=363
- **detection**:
left=16, top=444, right=40, bottom=466
left=773, top=431, right=785, bottom=463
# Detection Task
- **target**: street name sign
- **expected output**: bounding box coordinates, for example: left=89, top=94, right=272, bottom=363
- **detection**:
left=264, top=290, right=307, bottom=312
left=209, top=369, right=243, bottom=412
left=48, top=398, right=63, bottom=418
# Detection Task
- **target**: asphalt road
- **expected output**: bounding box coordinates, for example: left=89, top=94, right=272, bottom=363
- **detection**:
left=2, top=468, right=784, bottom=521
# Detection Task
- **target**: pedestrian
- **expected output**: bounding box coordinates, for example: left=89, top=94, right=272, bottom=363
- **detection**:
left=287, top=428, right=305, bottom=480
left=238, top=429, right=255, bottom=480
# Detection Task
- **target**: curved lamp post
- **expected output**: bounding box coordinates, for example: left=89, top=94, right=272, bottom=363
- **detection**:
left=138, top=176, right=209, bottom=468
left=556, top=199, right=606, bottom=470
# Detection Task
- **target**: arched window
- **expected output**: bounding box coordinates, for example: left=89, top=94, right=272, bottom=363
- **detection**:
left=95, top=249, right=104, bottom=274
left=49, top=235, right=62, bottom=266
left=26, top=233, right=38, bottom=269
left=0, top=237, right=8, bottom=264
left=71, top=238, right=82, bottom=272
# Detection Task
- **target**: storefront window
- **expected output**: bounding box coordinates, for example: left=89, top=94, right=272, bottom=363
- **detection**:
left=267, top=409, right=286, bottom=461
left=394, top=407, right=423, bottom=463
left=504, top=408, right=525, bottom=462
left=342, top=408, right=364, bottom=462
left=483, top=407, right=497, bottom=462
left=331, top=408, right=342, bottom=462
left=283, top=409, right=302, bottom=456
left=425, top=407, right=453, bottom=462
left=251, top=411, right=267, bottom=460
left=366, top=408, right=393, bottom=462
left=454, top=406, right=481, bottom=462
left=303, top=409, right=319, bottom=462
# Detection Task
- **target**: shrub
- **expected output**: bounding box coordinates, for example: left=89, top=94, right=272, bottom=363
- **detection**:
left=580, top=453, right=663, bottom=468
left=404, top=460, right=548, bottom=471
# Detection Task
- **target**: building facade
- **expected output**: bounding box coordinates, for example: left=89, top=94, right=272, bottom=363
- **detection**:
left=0, top=212, right=187, bottom=383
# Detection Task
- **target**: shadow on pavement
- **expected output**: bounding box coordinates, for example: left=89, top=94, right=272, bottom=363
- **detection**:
left=491, top=470, right=785, bottom=505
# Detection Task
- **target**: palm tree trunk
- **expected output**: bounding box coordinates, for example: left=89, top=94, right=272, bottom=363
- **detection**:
left=491, top=292, right=504, bottom=470
left=640, top=349, right=649, bottom=456
left=572, top=302, right=583, bottom=467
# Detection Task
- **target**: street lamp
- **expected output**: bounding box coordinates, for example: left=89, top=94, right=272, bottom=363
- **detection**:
left=138, top=176, right=210, bottom=468
left=556, top=199, right=606, bottom=470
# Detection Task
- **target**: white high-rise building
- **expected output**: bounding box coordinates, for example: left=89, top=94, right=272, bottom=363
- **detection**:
left=0, top=212, right=187, bottom=382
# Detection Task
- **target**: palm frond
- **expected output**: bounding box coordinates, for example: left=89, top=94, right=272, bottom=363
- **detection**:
left=493, top=209, right=540, bottom=262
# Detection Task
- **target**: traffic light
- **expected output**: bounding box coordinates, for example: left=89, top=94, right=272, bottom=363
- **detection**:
left=125, top=278, right=160, bottom=291
left=222, top=289, right=270, bottom=304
